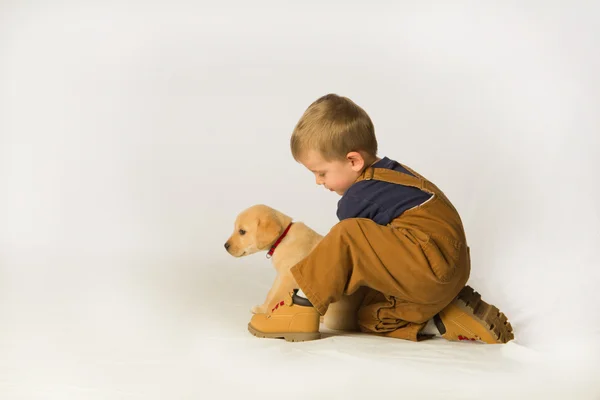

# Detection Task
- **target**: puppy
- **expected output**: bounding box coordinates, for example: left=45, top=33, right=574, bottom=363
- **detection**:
left=224, top=204, right=365, bottom=331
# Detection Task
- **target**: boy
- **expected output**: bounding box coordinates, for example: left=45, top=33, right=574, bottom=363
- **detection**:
left=248, top=94, right=514, bottom=344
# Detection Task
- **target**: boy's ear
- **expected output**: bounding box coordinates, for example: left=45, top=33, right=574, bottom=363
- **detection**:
left=346, top=151, right=365, bottom=172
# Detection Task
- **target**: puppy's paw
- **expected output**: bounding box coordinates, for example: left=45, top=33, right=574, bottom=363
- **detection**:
left=251, top=304, right=266, bottom=314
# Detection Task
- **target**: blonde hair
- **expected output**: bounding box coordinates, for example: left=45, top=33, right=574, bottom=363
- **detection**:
left=290, top=94, right=377, bottom=162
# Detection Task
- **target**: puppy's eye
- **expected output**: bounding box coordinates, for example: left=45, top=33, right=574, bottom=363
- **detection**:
left=239, top=229, right=246, bottom=235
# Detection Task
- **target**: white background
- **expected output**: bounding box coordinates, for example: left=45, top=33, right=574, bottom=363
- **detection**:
left=1, top=1, right=599, bottom=399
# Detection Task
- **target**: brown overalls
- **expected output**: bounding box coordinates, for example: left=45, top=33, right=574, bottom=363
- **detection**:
left=290, top=163, right=471, bottom=341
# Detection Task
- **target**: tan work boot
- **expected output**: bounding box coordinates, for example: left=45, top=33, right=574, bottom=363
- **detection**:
left=434, top=285, right=514, bottom=344
left=247, top=289, right=321, bottom=342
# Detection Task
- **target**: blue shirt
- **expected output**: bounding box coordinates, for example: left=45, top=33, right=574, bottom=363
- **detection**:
left=336, top=157, right=433, bottom=225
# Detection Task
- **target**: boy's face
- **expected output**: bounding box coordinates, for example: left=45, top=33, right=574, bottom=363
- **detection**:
left=299, top=150, right=366, bottom=195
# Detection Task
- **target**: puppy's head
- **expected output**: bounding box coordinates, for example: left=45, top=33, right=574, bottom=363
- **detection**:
left=224, top=204, right=288, bottom=257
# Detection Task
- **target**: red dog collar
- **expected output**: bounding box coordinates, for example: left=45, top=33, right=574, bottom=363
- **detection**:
left=266, top=222, right=293, bottom=259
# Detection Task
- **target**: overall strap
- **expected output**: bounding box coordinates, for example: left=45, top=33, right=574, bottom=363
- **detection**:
left=356, top=166, right=432, bottom=194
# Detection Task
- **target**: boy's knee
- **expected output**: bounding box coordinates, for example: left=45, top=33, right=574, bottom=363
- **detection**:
left=330, top=217, right=374, bottom=235
left=326, top=218, right=382, bottom=244
left=328, top=218, right=361, bottom=239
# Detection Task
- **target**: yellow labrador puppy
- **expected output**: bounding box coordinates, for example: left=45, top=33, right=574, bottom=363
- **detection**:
left=224, top=204, right=365, bottom=331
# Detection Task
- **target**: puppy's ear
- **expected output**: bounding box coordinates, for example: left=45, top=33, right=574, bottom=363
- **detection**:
left=255, top=213, right=282, bottom=250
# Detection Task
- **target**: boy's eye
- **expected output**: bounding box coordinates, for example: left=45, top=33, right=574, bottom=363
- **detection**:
left=239, top=229, right=246, bottom=235
left=318, top=172, right=326, bottom=177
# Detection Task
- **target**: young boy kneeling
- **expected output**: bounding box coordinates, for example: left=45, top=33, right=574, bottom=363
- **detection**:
left=249, top=94, right=514, bottom=344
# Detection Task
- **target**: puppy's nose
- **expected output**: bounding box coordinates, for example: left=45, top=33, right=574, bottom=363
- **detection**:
left=224, top=242, right=230, bottom=250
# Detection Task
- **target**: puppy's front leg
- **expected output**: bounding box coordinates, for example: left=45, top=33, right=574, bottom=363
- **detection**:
left=267, top=272, right=299, bottom=309
left=252, top=272, right=298, bottom=314
left=252, top=274, right=284, bottom=314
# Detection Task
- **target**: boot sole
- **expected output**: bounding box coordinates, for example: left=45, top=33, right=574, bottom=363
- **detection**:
left=247, top=323, right=321, bottom=342
left=453, top=285, right=514, bottom=344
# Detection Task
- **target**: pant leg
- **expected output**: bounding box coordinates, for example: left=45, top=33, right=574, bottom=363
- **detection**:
left=356, top=288, right=429, bottom=341
left=289, top=217, right=468, bottom=330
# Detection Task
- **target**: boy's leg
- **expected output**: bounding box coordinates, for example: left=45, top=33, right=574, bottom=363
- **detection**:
left=354, top=287, right=435, bottom=341
left=289, top=217, right=465, bottom=319
left=248, top=217, right=514, bottom=343
left=248, top=217, right=465, bottom=341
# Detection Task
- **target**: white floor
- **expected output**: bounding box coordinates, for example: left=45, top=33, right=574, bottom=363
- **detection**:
left=1, top=255, right=598, bottom=400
